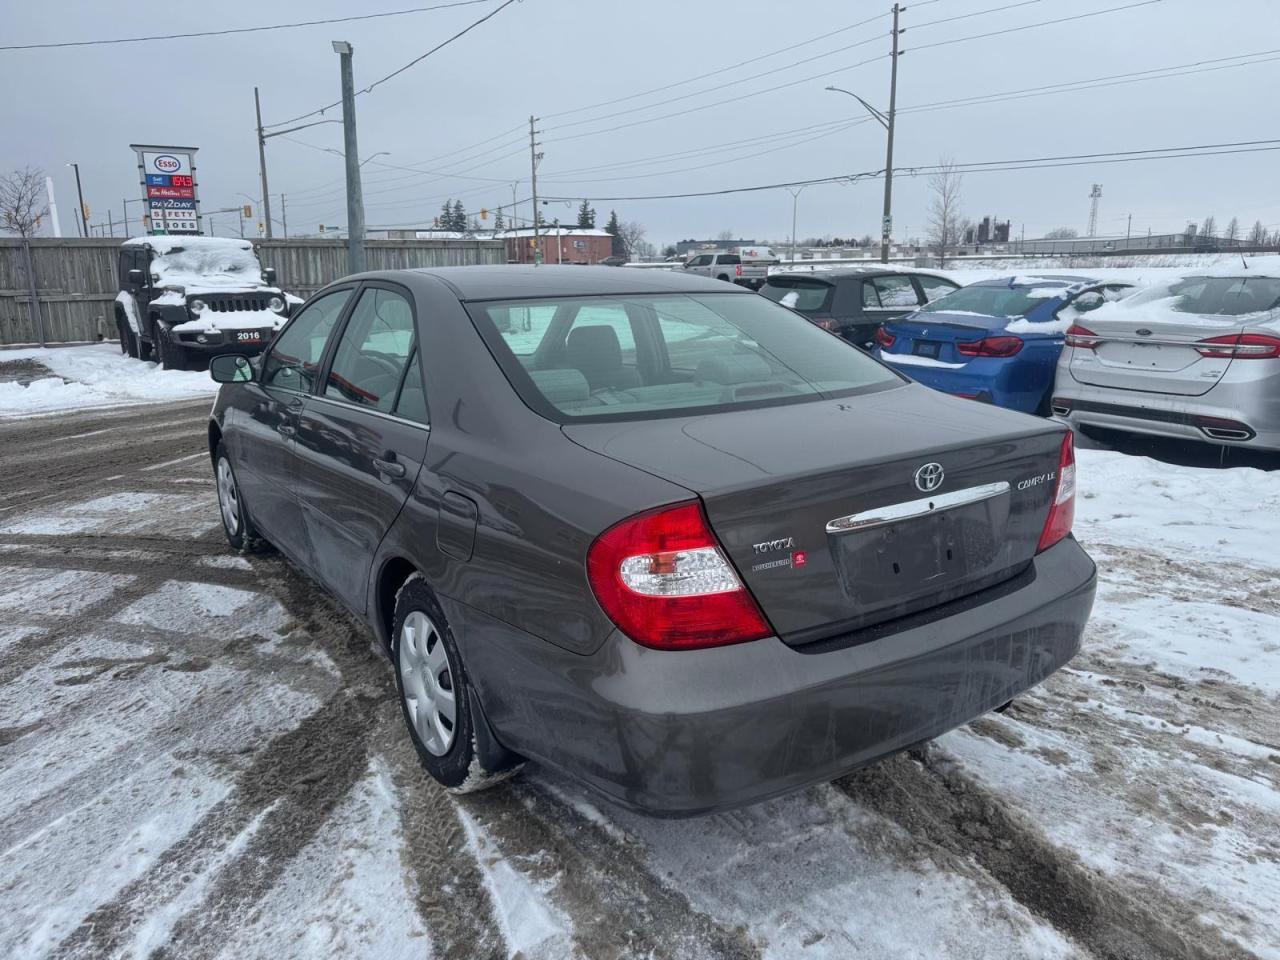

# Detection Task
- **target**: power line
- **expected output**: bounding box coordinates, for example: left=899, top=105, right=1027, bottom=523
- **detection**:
left=908, top=0, right=1047, bottom=32
left=1, top=0, right=494, bottom=51
left=539, top=139, right=1280, bottom=202
left=904, top=0, right=1165, bottom=55
left=263, top=0, right=520, bottom=129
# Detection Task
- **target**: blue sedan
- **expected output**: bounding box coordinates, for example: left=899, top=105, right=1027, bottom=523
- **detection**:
left=873, top=275, right=1131, bottom=415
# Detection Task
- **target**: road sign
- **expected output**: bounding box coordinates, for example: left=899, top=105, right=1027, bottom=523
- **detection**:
left=881, top=214, right=892, bottom=238
left=131, top=143, right=200, bottom=236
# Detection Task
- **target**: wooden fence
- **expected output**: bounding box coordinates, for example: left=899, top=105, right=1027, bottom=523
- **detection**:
left=0, top=237, right=505, bottom=346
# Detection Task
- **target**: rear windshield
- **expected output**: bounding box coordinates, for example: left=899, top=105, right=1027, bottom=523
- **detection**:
left=760, top=278, right=834, bottom=313
left=1124, top=276, right=1280, bottom=316
left=919, top=283, right=1065, bottom=318
left=466, top=293, right=900, bottom=422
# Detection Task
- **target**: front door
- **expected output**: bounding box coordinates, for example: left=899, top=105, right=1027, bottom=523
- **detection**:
left=293, top=284, right=429, bottom=614
left=233, top=287, right=354, bottom=565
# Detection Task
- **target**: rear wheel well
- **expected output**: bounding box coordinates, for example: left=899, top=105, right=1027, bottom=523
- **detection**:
left=378, top=557, right=419, bottom=647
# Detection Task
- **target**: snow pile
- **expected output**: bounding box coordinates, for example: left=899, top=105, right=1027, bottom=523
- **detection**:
left=0, top=344, right=215, bottom=417
left=126, top=236, right=266, bottom=291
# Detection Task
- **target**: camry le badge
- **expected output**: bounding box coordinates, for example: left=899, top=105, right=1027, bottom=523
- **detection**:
left=914, top=462, right=945, bottom=492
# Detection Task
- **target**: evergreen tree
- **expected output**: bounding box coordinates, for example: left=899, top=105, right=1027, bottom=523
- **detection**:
left=493, top=207, right=505, bottom=230
left=576, top=199, right=596, bottom=228
left=451, top=199, right=466, bottom=232
left=605, top=209, right=624, bottom=257
left=439, top=200, right=453, bottom=230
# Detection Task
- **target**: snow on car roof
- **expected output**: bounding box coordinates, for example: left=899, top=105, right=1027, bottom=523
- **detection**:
left=125, top=236, right=266, bottom=291
left=121, top=235, right=254, bottom=254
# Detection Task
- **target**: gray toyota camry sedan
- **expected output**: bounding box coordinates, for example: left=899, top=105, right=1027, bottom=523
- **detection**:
left=207, top=266, right=1095, bottom=815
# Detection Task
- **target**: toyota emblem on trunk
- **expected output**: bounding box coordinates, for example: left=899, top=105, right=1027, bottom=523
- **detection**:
left=914, top=462, right=945, bottom=492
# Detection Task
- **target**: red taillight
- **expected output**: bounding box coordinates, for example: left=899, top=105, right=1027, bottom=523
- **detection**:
left=957, top=335, right=1023, bottom=358
left=735, top=264, right=743, bottom=277
left=874, top=327, right=896, bottom=349
left=1195, top=333, right=1280, bottom=359
left=586, top=502, right=772, bottom=650
left=1036, top=431, right=1076, bottom=553
left=1064, top=324, right=1099, bottom=349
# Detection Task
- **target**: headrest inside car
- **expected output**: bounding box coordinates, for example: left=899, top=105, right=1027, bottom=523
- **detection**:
left=529, top=368, right=591, bottom=403
left=696, top=354, right=773, bottom=385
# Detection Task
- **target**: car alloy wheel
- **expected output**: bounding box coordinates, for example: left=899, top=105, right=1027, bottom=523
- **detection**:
left=216, top=456, right=241, bottom=536
left=398, top=610, right=457, bottom=756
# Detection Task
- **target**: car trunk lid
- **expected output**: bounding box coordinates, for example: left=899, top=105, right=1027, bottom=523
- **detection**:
left=881, top=315, right=992, bottom=366
left=564, top=386, right=1065, bottom=646
left=1067, top=314, right=1241, bottom=396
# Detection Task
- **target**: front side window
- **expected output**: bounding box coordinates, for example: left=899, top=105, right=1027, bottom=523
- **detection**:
left=917, top=275, right=960, bottom=302
left=467, top=292, right=900, bottom=422
left=261, top=288, right=352, bottom=391
left=864, top=275, right=922, bottom=308
left=324, top=287, right=415, bottom=411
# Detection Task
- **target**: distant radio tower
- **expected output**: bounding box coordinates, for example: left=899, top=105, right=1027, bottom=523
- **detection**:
left=1087, top=184, right=1102, bottom=237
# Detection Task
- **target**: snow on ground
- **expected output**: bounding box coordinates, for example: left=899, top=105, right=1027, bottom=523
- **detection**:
left=1, top=402, right=1277, bottom=957
left=0, top=344, right=214, bottom=418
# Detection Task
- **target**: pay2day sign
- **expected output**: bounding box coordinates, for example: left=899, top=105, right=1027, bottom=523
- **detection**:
left=131, top=143, right=201, bottom=235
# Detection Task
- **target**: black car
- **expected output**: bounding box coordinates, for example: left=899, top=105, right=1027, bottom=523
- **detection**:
left=208, top=266, right=1095, bottom=815
left=115, top=236, right=291, bottom=371
left=760, top=267, right=960, bottom=347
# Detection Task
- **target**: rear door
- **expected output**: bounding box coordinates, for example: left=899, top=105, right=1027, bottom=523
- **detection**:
left=293, top=283, right=429, bottom=614
left=233, top=286, right=354, bottom=563
left=1067, top=277, right=1271, bottom=396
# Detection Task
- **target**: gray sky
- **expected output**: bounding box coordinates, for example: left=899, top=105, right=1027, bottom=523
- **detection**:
left=4, top=0, right=1278, bottom=247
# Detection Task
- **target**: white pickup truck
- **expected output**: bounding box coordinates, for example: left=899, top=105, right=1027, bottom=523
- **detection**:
left=682, top=250, right=776, bottom=289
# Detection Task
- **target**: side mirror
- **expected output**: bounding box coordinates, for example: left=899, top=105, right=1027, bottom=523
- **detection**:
left=210, top=354, right=254, bottom=384
left=262, top=267, right=277, bottom=285
left=1074, top=291, right=1105, bottom=313
left=128, top=268, right=145, bottom=286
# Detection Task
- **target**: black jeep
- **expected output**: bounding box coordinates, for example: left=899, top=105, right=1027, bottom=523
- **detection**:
left=114, top=236, right=293, bottom=370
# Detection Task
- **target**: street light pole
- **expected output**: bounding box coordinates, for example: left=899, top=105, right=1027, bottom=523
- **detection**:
left=333, top=40, right=366, bottom=274
left=67, top=162, right=88, bottom=238
left=787, top=185, right=807, bottom=263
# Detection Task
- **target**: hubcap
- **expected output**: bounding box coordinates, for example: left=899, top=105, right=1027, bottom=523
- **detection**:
left=398, top=610, right=457, bottom=756
left=216, top=457, right=241, bottom=535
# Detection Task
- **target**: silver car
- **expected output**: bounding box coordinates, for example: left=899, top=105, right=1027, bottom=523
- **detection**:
left=1051, top=271, right=1280, bottom=450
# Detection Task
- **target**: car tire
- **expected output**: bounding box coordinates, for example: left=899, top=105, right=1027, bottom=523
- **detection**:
left=116, top=315, right=139, bottom=358
left=717, top=273, right=731, bottom=282
left=154, top=322, right=188, bottom=371
left=214, top=441, right=270, bottom=553
left=392, top=577, right=520, bottom=793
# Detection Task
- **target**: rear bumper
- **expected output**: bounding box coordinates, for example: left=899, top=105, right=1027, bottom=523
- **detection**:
left=1051, top=376, right=1280, bottom=451
left=453, top=536, right=1095, bottom=816
left=877, top=353, right=1046, bottom=413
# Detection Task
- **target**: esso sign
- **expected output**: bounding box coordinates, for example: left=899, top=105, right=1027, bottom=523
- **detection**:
left=153, top=155, right=182, bottom=173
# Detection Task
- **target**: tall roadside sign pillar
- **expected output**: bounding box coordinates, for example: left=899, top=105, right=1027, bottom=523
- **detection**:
left=130, top=144, right=200, bottom=236
left=333, top=40, right=366, bottom=275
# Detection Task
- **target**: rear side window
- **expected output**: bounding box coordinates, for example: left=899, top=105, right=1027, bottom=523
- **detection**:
left=467, top=292, right=900, bottom=422
left=863, top=275, right=923, bottom=308
left=261, top=288, right=352, bottom=391
left=760, top=278, right=833, bottom=313
left=393, top=349, right=428, bottom=424
left=323, top=287, right=415, bottom=411
left=916, top=275, right=960, bottom=303
left=716, top=254, right=741, bottom=265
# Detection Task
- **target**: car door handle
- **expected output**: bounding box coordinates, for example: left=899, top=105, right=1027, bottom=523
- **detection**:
left=373, top=457, right=406, bottom=479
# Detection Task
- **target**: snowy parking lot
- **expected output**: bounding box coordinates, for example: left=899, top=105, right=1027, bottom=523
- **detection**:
left=1, top=382, right=1278, bottom=959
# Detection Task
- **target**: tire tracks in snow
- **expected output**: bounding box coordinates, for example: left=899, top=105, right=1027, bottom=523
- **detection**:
left=835, top=747, right=1260, bottom=960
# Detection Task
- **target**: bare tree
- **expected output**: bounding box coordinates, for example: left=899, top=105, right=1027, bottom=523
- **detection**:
left=0, top=167, right=48, bottom=238
left=926, top=158, right=964, bottom=266
left=618, top=220, right=648, bottom=260
left=1249, top=219, right=1267, bottom=245
left=715, top=229, right=734, bottom=243
left=1224, top=216, right=1239, bottom=241
left=1044, top=226, right=1079, bottom=239
left=1201, top=214, right=1217, bottom=238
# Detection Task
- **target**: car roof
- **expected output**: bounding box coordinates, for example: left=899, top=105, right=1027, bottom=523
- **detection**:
left=972, top=274, right=1098, bottom=287
left=385, top=264, right=749, bottom=300
left=768, top=266, right=953, bottom=282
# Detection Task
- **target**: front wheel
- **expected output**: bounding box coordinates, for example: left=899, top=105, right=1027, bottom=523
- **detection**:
left=214, top=442, right=269, bottom=553
left=154, top=322, right=188, bottom=371
left=392, top=578, right=519, bottom=793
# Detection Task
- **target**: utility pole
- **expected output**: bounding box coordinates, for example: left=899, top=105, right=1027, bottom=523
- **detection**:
left=107, top=210, right=114, bottom=237
left=254, top=88, right=275, bottom=239
left=529, top=116, right=543, bottom=265
left=68, top=162, right=88, bottom=238
left=881, top=2, right=901, bottom=264
left=280, top=194, right=288, bottom=239
left=787, top=185, right=807, bottom=263
left=1126, top=212, right=1132, bottom=243
left=334, top=41, right=366, bottom=274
